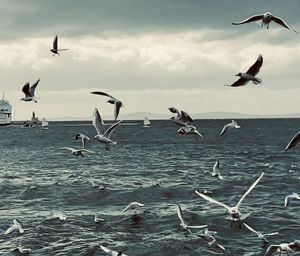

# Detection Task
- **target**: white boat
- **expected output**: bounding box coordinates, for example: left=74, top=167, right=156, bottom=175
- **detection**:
left=41, top=117, right=49, bottom=130
left=143, top=117, right=151, bottom=128
left=0, top=93, right=12, bottom=126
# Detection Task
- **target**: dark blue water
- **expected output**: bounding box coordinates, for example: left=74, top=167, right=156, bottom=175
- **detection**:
left=0, top=119, right=299, bottom=255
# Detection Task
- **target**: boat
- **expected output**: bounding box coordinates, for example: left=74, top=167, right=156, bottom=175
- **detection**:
left=20, top=121, right=35, bottom=128
left=0, top=93, right=12, bottom=126
left=143, top=117, right=151, bottom=128
left=41, top=117, right=49, bottom=130
left=31, top=111, right=39, bottom=123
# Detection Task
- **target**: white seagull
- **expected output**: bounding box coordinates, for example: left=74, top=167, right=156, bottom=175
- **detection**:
left=90, top=91, right=124, bottom=121
left=100, top=245, right=127, bottom=256
left=74, top=133, right=90, bottom=148
left=243, top=223, right=278, bottom=243
left=195, top=172, right=264, bottom=221
left=93, top=108, right=123, bottom=151
left=177, top=124, right=203, bottom=140
left=4, top=219, right=24, bottom=235
left=232, top=12, right=297, bottom=33
left=205, top=161, right=223, bottom=180
left=176, top=204, right=207, bottom=234
left=285, top=131, right=300, bottom=151
left=21, top=79, right=40, bottom=103
left=284, top=192, right=300, bottom=208
left=264, top=241, right=300, bottom=256
left=197, top=228, right=225, bottom=251
left=50, top=35, right=68, bottom=56
left=123, top=202, right=144, bottom=212
left=59, top=147, right=95, bottom=157
left=168, top=107, right=193, bottom=126
left=225, top=54, right=263, bottom=87
left=219, top=120, right=241, bottom=136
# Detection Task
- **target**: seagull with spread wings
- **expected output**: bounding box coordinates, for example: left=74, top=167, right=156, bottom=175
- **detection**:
left=21, top=79, right=40, bottom=103
left=264, top=241, right=300, bottom=256
left=59, top=147, right=95, bottom=157
left=168, top=107, right=193, bottom=126
left=50, top=35, right=68, bottom=56
left=219, top=120, right=241, bottom=136
left=243, top=223, right=278, bottom=243
left=284, top=192, right=300, bottom=208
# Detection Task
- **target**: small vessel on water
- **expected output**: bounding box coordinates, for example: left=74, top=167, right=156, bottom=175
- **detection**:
left=0, top=93, right=12, bottom=126
left=31, top=111, right=39, bottom=124
left=41, top=117, right=49, bottom=130
left=143, top=117, right=151, bottom=128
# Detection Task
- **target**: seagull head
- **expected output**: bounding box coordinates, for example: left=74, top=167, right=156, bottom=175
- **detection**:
left=235, top=72, right=242, bottom=77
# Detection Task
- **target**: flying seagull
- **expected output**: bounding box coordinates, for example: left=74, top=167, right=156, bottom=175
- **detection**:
left=264, top=241, right=300, bottom=256
left=195, top=172, right=264, bottom=221
left=90, top=91, right=124, bottom=121
left=176, top=204, right=207, bottom=234
left=285, top=131, right=300, bottom=151
left=219, top=120, right=241, bottom=136
left=168, top=107, right=193, bottom=126
left=204, top=161, right=223, bottom=180
left=100, top=245, right=127, bottom=256
left=4, top=219, right=24, bottom=235
left=123, top=202, right=144, bottom=212
left=21, top=79, right=40, bottom=103
left=197, top=228, right=225, bottom=252
left=225, top=54, right=263, bottom=87
left=232, top=12, right=297, bottom=33
left=50, top=35, right=68, bottom=56
left=59, top=147, right=95, bottom=157
left=74, top=133, right=90, bottom=148
left=284, top=192, right=300, bottom=208
left=177, top=124, right=203, bottom=140
left=93, top=108, right=123, bottom=150
left=243, top=223, right=278, bottom=243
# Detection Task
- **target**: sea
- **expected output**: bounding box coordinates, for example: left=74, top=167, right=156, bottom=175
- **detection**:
left=0, top=119, right=299, bottom=256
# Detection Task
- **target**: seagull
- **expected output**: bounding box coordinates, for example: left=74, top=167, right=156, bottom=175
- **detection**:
left=90, top=91, right=124, bottom=121
left=168, top=107, right=193, bottom=126
left=50, top=35, right=68, bottom=56
left=232, top=12, right=297, bottom=33
left=20, top=79, right=40, bottom=103
left=74, top=133, right=90, bottom=148
left=59, top=147, right=95, bottom=157
left=264, top=241, right=300, bottom=256
left=92, top=108, right=123, bottom=150
left=219, top=120, right=241, bottom=136
left=197, top=228, right=225, bottom=251
left=195, top=172, right=264, bottom=221
left=123, top=202, right=144, bottom=212
left=4, top=219, right=24, bottom=235
left=12, top=247, right=32, bottom=255
left=284, top=192, right=300, bottom=208
left=94, top=214, right=104, bottom=223
left=285, top=131, right=300, bottom=151
left=176, top=204, right=207, bottom=234
left=52, top=212, right=67, bottom=221
left=225, top=54, right=263, bottom=87
left=177, top=124, right=203, bottom=140
left=204, top=161, right=223, bottom=180
left=243, top=223, right=278, bottom=243
left=100, top=245, right=127, bottom=256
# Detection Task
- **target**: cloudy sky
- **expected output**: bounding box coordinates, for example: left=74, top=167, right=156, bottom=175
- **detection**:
left=1, top=0, right=299, bottom=120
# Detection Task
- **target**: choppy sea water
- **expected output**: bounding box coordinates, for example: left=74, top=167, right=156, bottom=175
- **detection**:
left=0, top=119, right=299, bottom=256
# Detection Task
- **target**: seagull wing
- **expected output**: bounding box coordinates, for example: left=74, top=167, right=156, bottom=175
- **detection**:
left=284, top=195, right=290, bottom=208
left=227, top=77, right=248, bottom=87
left=285, top=131, right=300, bottom=151
left=74, top=133, right=80, bottom=140
left=195, top=191, right=231, bottom=211
left=93, top=108, right=105, bottom=135
left=4, top=225, right=16, bottom=235
left=236, top=172, right=264, bottom=209
left=180, top=110, right=193, bottom=123
left=246, top=54, right=263, bottom=76
left=213, top=161, right=219, bottom=173
left=29, top=79, right=40, bottom=97
left=103, top=120, right=123, bottom=138
left=243, top=223, right=260, bottom=236
left=22, top=82, right=31, bottom=97
left=186, top=224, right=208, bottom=229
left=90, top=91, right=112, bottom=98
left=114, top=101, right=122, bottom=121
left=220, top=124, right=229, bottom=136
left=176, top=204, right=187, bottom=227
left=59, top=147, right=75, bottom=151
left=272, top=15, right=297, bottom=33
left=100, top=245, right=121, bottom=256
left=264, top=232, right=279, bottom=237
left=264, top=245, right=280, bottom=256
left=80, top=149, right=95, bottom=154
left=232, top=14, right=264, bottom=25
left=53, top=35, right=58, bottom=50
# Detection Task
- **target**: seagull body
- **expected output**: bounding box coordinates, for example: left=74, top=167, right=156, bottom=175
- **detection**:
left=123, top=202, right=144, bottom=212
left=74, top=133, right=90, bottom=148
left=100, top=245, right=127, bottom=256
left=226, top=55, right=263, bottom=87
left=284, top=192, right=300, bottom=208
left=243, top=223, right=278, bottom=243
left=176, top=204, right=207, bottom=234
left=21, top=79, right=40, bottom=102
left=264, top=240, right=300, bottom=256
left=196, top=172, right=264, bottom=221
left=197, top=228, right=225, bottom=251
left=59, top=147, right=95, bottom=157
left=285, top=131, right=300, bottom=151
left=177, top=124, right=203, bottom=139
left=232, top=12, right=297, bottom=33
left=219, top=120, right=241, bottom=136
left=50, top=35, right=68, bottom=55
left=93, top=108, right=123, bottom=150
left=90, top=91, right=124, bottom=121
left=205, top=160, right=223, bottom=180
left=168, top=107, right=193, bottom=126
left=4, top=219, right=24, bottom=235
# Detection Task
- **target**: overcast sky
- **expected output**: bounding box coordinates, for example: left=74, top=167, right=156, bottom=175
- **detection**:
left=1, top=0, right=299, bottom=120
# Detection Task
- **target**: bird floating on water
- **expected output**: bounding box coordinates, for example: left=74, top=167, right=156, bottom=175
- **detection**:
left=50, top=35, right=68, bottom=56
left=21, top=79, right=40, bottom=103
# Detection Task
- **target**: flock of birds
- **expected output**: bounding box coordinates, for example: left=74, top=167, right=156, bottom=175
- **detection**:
left=10, top=11, right=300, bottom=256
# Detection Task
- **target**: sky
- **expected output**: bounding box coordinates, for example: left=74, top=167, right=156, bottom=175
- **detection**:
left=0, top=0, right=300, bottom=120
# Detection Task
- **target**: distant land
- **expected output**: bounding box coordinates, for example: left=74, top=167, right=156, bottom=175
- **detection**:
left=46, top=112, right=300, bottom=121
